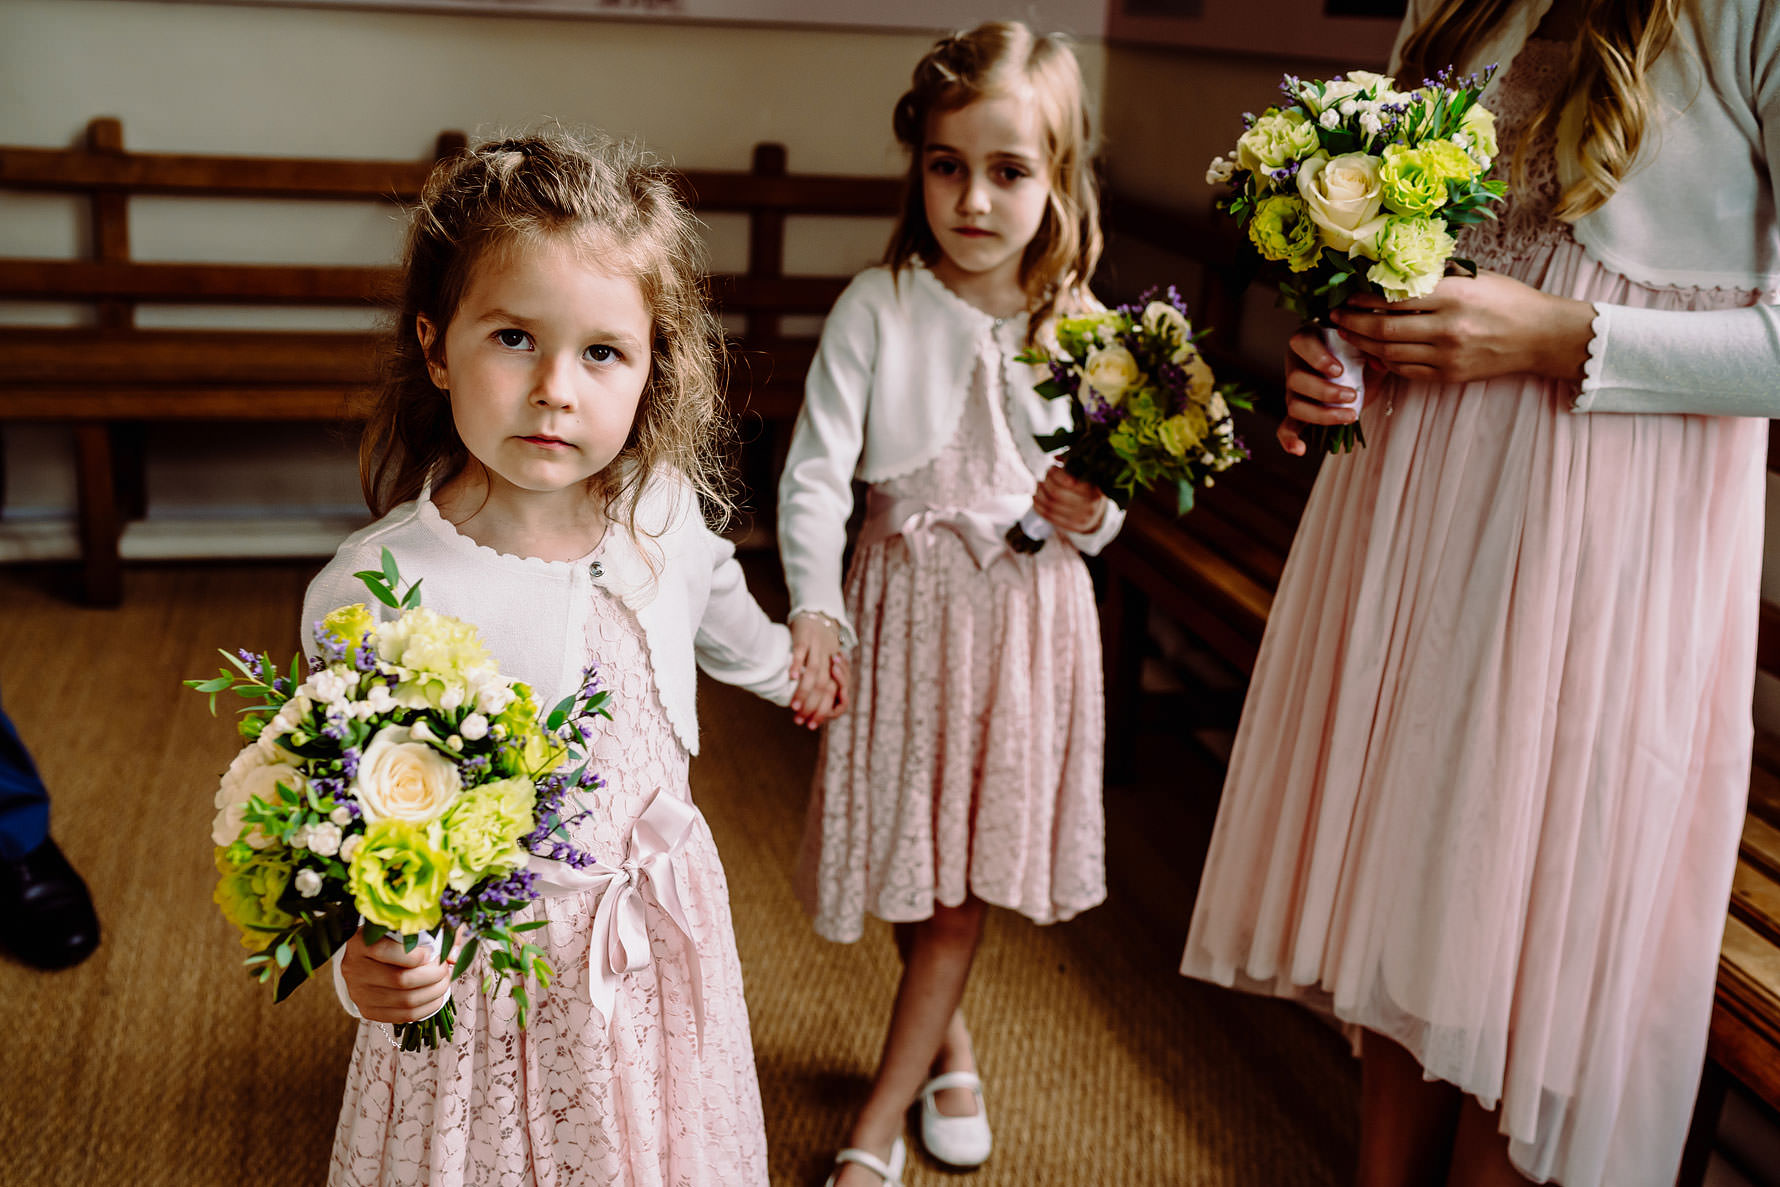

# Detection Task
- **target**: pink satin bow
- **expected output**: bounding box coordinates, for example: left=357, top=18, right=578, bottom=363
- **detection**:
left=527, top=789, right=707, bottom=1050
left=856, top=488, right=1033, bottom=570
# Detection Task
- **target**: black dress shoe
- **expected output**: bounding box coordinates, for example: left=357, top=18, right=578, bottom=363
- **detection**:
left=0, top=837, right=100, bottom=970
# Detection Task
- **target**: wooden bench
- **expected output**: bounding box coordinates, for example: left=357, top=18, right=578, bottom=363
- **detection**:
left=1097, top=194, right=1780, bottom=1178
left=0, top=118, right=901, bottom=604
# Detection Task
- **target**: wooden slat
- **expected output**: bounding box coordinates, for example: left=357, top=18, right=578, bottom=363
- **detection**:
left=0, top=387, right=372, bottom=421
left=1713, top=914, right=1780, bottom=1110
left=1743, top=812, right=1780, bottom=883
left=0, top=328, right=378, bottom=384
left=0, top=144, right=441, bottom=200
left=1731, top=858, right=1780, bottom=946
left=0, top=139, right=901, bottom=214
left=0, top=259, right=847, bottom=314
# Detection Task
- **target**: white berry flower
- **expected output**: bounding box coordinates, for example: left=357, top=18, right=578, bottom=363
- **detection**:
left=459, top=713, right=489, bottom=741
left=294, top=868, right=323, bottom=898
left=307, top=821, right=343, bottom=857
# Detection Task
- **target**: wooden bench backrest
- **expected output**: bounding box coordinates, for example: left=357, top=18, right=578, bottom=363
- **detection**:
left=0, top=118, right=903, bottom=347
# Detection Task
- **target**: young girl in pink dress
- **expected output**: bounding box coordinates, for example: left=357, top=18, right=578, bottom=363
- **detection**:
left=1182, top=0, right=1780, bottom=1184
left=776, top=22, right=1125, bottom=1187
left=301, top=131, right=843, bottom=1187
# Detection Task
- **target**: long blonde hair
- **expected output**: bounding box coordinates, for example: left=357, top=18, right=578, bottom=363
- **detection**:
left=361, top=129, right=734, bottom=531
left=1396, top=0, right=1682, bottom=220
left=884, top=20, right=1102, bottom=342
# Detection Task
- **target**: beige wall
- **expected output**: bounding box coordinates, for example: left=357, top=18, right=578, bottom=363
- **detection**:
left=0, top=0, right=1104, bottom=558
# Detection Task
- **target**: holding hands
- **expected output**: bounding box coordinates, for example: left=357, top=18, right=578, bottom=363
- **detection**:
left=1276, top=271, right=1598, bottom=456
left=789, top=614, right=852, bottom=731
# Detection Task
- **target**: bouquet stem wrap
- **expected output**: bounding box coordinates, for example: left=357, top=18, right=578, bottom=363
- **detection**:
left=1315, top=323, right=1368, bottom=453
left=1007, top=508, right=1054, bottom=554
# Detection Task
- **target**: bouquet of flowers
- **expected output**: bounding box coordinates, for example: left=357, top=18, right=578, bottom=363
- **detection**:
left=190, top=550, right=609, bottom=1050
left=1208, top=66, right=1505, bottom=451
left=1006, top=287, right=1251, bottom=553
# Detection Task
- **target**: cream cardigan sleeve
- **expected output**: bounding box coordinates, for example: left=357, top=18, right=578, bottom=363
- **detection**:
left=1572, top=0, right=1780, bottom=416
left=776, top=278, right=878, bottom=646
left=692, top=523, right=795, bottom=707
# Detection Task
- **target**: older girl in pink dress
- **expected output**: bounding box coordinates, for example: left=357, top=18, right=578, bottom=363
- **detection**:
left=777, top=22, right=1124, bottom=1187
left=1182, top=0, right=1780, bottom=1184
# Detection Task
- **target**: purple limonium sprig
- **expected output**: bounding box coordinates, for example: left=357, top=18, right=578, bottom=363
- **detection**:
left=578, top=662, right=603, bottom=700
left=340, top=747, right=361, bottom=779
left=441, top=869, right=544, bottom=931
left=352, top=639, right=379, bottom=673
left=321, top=718, right=349, bottom=743
left=1269, top=160, right=1302, bottom=185
left=313, top=628, right=349, bottom=666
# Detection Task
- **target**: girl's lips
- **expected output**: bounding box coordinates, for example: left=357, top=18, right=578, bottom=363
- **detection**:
left=519, top=435, right=572, bottom=448
left=953, top=226, right=994, bottom=238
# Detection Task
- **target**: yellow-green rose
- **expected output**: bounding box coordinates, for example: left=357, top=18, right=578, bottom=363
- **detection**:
left=1082, top=345, right=1142, bottom=406
left=1379, top=145, right=1449, bottom=216
left=1368, top=215, right=1456, bottom=302
left=319, top=603, right=376, bottom=651
left=1296, top=152, right=1390, bottom=258
left=436, top=776, right=536, bottom=891
left=1459, top=105, right=1498, bottom=166
left=347, top=819, right=450, bottom=933
left=213, top=846, right=296, bottom=949
left=1235, top=109, right=1320, bottom=183
left=354, top=724, right=463, bottom=824
left=1248, top=195, right=1322, bottom=273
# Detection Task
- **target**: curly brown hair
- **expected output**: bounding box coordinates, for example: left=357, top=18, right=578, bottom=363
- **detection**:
left=360, top=128, right=733, bottom=533
left=883, top=20, right=1102, bottom=343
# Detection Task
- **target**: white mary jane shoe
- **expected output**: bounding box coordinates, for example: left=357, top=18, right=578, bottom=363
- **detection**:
left=917, top=1071, right=993, bottom=1168
left=823, top=1136, right=906, bottom=1186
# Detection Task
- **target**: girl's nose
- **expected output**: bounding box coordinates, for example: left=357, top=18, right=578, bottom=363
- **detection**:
left=957, top=174, right=992, bottom=215
left=531, top=355, right=578, bottom=411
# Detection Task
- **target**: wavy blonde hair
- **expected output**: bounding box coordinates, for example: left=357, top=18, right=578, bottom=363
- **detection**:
left=361, top=129, right=733, bottom=532
left=884, top=20, right=1102, bottom=342
left=1397, top=0, right=1682, bottom=220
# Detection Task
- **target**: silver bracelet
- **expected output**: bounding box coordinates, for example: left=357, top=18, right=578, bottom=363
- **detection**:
left=789, top=609, right=849, bottom=645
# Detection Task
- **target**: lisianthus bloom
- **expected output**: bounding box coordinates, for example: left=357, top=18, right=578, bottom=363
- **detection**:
left=1158, top=411, right=1206, bottom=458
left=1458, top=105, right=1498, bottom=166
left=348, top=819, right=451, bottom=933
left=1368, top=215, right=1456, bottom=301
left=319, top=603, right=376, bottom=652
left=1248, top=195, right=1322, bottom=273
left=436, top=776, right=536, bottom=891
left=213, top=846, right=297, bottom=948
left=1141, top=301, right=1193, bottom=350
left=1235, top=109, right=1320, bottom=183
left=1379, top=145, right=1450, bottom=216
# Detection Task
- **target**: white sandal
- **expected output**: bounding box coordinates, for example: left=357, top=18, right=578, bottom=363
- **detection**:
left=823, top=1136, right=906, bottom=1186
left=918, top=1071, right=993, bottom=1167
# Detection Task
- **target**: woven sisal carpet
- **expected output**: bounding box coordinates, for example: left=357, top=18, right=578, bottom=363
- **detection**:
left=0, top=560, right=1354, bottom=1186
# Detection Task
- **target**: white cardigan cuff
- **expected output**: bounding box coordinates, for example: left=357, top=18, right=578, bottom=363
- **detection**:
left=1574, top=301, right=1780, bottom=417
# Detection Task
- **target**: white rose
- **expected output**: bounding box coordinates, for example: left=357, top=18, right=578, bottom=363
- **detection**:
left=212, top=746, right=307, bottom=847
left=459, top=713, right=489, bottom=742
left=294, top=868, right=323, bottom=898
left=340, top=834, right=363, bottom=863
left=352, top=724, right=463, bottom=824
left=306, top=821, right=343, bottom=857
left=1081, top=345, right=1142, bottom=406
left=1297, top=152, right=1390, bottom=257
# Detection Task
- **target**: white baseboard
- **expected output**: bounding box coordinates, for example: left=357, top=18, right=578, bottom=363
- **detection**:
left=0, top=513, right=368, bottom=564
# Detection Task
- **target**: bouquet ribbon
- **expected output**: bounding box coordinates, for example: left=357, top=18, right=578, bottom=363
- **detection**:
left=527, top=788, right=707, bottom=1050
left=858, top=488, right=1034, bottom=570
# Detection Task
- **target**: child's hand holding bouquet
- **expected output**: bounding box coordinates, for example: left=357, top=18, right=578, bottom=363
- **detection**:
left=1210, top=66, right=1506, bottom=451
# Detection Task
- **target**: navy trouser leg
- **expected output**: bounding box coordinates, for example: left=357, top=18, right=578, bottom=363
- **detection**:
left=0, top=685, right=51, bottom=861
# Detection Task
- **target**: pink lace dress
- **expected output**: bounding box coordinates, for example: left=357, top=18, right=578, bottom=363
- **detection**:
left=796, top=317, right=1107, bottom=941
left=329, top=559, right=768, bottom=1186
left=1182, top=39, right=1764, bottom=1187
